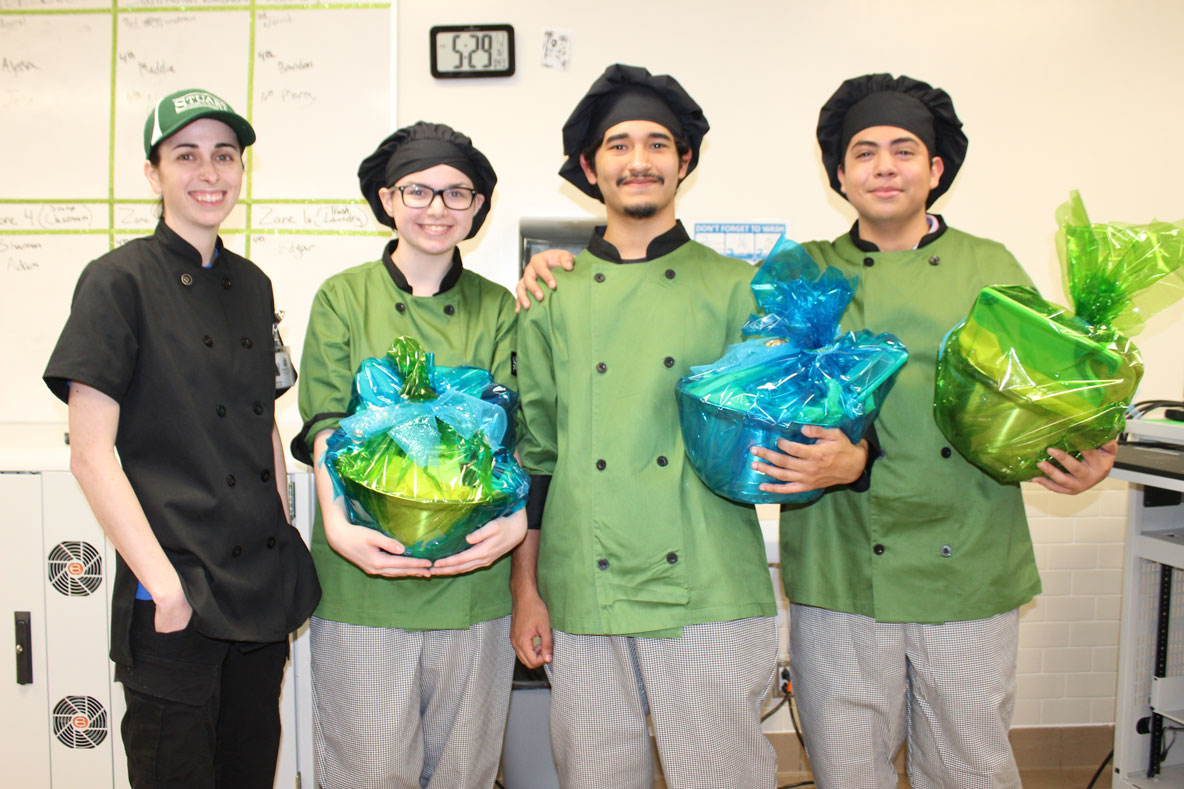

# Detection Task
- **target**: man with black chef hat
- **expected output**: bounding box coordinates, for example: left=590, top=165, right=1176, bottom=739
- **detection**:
left=750, top=73, right=1117, bottom=788
left=509, top=63, right=780, bottom=788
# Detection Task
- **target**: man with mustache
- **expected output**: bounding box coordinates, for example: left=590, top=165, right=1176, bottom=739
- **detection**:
left=510, top=63, right=782, bottom=788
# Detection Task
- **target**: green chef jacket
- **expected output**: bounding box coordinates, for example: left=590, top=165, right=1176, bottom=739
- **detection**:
left=297, top=242, right=517, bottom=630
left=781, top=220, right=1042, bottom=624
left=517, top=224, right=777, bottom=637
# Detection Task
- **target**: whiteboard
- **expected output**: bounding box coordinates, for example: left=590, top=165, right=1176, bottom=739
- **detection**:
left=0, top=0, right=393, bottom=429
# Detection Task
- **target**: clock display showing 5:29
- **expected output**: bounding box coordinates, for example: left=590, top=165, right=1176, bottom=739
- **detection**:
left=430, top=24, right=516, bottom=79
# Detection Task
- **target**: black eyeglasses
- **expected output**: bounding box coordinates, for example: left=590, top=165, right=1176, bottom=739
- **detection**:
left=394, top=184, right=478, bottom=210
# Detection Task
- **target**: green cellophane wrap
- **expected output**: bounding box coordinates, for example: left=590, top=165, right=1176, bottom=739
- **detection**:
left=324, top=336, right=528, bottom=559
left=934, top=191, right=1184, bottom=482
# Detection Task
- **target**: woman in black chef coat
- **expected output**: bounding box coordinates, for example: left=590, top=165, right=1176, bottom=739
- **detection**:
left=44, top=88, right=320, bottom=788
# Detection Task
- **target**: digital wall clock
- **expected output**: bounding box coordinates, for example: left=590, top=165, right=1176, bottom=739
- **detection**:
left=430, top=24, right=515, bottom=79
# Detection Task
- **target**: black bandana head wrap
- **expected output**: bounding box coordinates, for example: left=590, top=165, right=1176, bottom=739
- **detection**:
left=358, top=121, right=497, bottom=238
left=817, top=73, right=967, bottom=206
left=559, top=63, right=709, bottom=202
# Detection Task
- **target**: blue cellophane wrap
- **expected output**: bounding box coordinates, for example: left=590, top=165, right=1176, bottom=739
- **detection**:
left=676, top=236, right=909, bottom=504
left=324, top=336, right=528, bottom=560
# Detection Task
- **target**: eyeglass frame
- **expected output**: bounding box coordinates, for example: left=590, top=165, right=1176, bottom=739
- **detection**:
left=392, top=183, right=479, bottom=211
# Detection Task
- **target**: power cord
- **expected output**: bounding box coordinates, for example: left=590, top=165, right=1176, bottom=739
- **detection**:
left=761, top=690, right=788, bottom=722
left=1122, top=400, right=1184, bottom=440
left=1085, top=749, right=1111, bottom=789
left=769, top=666, right=815, bottom=789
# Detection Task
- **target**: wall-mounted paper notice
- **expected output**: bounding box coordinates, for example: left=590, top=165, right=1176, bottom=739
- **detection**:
left=693, top=222, right=786, bottom=264
left=541, top=29, right=570, bottom=71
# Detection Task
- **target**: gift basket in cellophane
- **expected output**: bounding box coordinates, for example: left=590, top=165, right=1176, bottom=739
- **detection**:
left=934, top=191, right=1184, bottom=482
left=676, top=236, right=908, bottom=504
left=324, top=336, right=528, bottom=559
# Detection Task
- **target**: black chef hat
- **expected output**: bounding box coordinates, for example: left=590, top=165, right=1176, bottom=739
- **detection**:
left=559, top=64, right=709, bottom=201
left=817, top=73, right=967, bottom=206
left=358, top=121, right=497, bottom=238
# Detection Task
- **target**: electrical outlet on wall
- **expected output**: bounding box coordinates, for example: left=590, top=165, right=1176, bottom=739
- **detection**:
left=778, top=664, right=792, bottom=694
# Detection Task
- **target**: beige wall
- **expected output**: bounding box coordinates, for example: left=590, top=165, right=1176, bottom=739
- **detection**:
left=398, top=0, right=1184, bottom=401
left=395, top=0, right=1183, bottom=732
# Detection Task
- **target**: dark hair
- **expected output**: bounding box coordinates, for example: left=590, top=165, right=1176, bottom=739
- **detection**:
left=579, top=131, right=692, bottom=178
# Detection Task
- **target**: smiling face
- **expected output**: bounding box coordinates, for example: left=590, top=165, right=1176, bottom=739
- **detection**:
left=144, top=117, right=243, bottom=244
left=378, top=164, right=484, bottom=259
left=838, top=125, right=943, bottom=232
left=579, top=120, right=690, bottom=221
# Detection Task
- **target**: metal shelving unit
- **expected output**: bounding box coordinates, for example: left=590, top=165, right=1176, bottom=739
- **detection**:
left=1112, top=420, right=1184, bottom=788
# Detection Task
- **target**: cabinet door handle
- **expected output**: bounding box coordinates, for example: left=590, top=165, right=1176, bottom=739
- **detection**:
left=14, top=612, right=32, bottom=685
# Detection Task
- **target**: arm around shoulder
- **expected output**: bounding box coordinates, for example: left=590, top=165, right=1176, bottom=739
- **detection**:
left=515, top=249, right=576, bottom=311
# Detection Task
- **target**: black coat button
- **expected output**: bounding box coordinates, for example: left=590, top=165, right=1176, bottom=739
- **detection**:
left=929, top=256, right=941, bottom=266
left=260, top=469, right=271, bottom=482
left=222, top=277, right=232, bottom=290
left=216, top=404, right=226, bottom=417
left=226, top=474, right=236, bottom=487
left=873, top=543, right=885, bottom=555
left=231, top=545, right=242, bottom=557
left=941, top=545, right=953, bottom=557
left=266, top=536, right=277, bottom=549
left=663, top=356, right=675, bottom=368
left=597, top=558, right=609, bottom=570
left=395, top=303, right=406, bottom=313
left=180, top=273, right=193, bottom=286
left=596, top=362, right=607, bottom=373
left=657, top=456, right=668, bottom=466
left=666, top=552, right=678, bottom=564
left=595, top=459, right=606, bottom=471
left=253, top=401, right=264, bottom=415
left=664, top=269, right=675, bottom=279
left=444, top=304, right=455, bottom=316
left=941, top=447, right=952, bottom=458
left=202, top=335, right=213, bottom=347
left=863, top=257, right=875, bottom=267
left=241, top=337, right=253, bottom=349
left=594, top=273, right=605, bottom=283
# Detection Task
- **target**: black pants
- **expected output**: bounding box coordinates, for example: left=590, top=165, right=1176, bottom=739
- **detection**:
left=118, top=600, right=290, bottom=788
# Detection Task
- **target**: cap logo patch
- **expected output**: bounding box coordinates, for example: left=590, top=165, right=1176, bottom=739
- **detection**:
left=172, top=92, right=229, bottom=114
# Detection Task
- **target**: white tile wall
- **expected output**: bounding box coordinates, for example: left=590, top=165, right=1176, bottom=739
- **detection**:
left=1018, top=477, right=1126, bottom=726
left=761, top=477, right=1129, bottom=732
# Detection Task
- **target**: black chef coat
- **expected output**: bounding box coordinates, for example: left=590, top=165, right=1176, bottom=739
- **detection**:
left=45, top=222, right=320, bottom=666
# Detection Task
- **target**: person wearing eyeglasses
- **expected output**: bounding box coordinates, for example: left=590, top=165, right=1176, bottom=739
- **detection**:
left=294, top=122, right=525, bottom=788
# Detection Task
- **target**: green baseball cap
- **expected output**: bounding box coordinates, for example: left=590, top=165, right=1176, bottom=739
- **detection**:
left=143, top=88, right=256, bottom=157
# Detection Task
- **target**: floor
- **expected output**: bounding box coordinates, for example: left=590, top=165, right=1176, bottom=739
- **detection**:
left=652, top=765, right=1113, bottom=788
